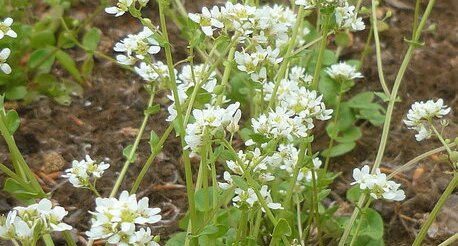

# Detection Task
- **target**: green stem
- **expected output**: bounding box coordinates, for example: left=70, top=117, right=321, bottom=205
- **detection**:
left=388, top=143, right=455, bottom=179
left=349, top=200, right=371, bottom=246
left=130, top=124, right=174, bottom=193
left=296, top=194, right=305, bottom=246
left=371, top=0, right=391, bottom=96
left=216, top=46, right=237, bottom=105
left=310, top=167, right=323, bottom=246
left=430, top=124, right=453, bottom=155
left=109, top=89, right=156, bottom=197
left=236, top=209, right=248, bottom=242
left=310, top=14, right=330, bottom=90
left=339, top=0, right=436, bottom=243
left=268, top=7, right=305, bottom=109
left=157, top=1, right=197, bottom=243
left=438, top=233, right=458, bottom=246
left=324, top=91, right=342, bottom=171
left=412, top=0, right=422, bottom=39
left=338, top=194, right=368, bottom=246
left=412, top=173, right=458, bottom=246
left=253, top=209, right=263, bottom=239
left=283, top=141, right=308, bottom=209
left=0, top=110, right=42, bottom=193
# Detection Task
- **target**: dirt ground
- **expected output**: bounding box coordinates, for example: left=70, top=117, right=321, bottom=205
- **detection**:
left=0, top=0, right=457, bottom=245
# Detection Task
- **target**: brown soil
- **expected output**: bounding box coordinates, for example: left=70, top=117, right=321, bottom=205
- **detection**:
left=0, top=0, right=457, bottom=245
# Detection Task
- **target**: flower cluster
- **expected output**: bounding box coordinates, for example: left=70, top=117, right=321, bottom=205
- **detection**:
left=0, top=17, right=17, bottom=74
left=351, top=165, right=406, bottom=201
left=248, top=78, right=332, bottom=142
left=295, top=0, right=365, bottom=31
left=86, top=191, right=161, bottom=245
left=235, top=46, right=283, bottom=82
left=325, top=62, right=363, bottom=82
left=62, top=155, right=110, bottom=190
left=105, top=0, right=149, bottom=17
left=404, top=99, right=451, bottom=141
left=185, top=102, right=241, bottom=152
left=0, top=199, right=72, bottom=245
left=233, top=185, right=283, bottom=210
left=114, top=27, right=160, bottom=65
left=189, top=3, right=298, bottom=47
left=166, top=64, right=219, bottom=122
left=135, top=61, right=173, bottom=83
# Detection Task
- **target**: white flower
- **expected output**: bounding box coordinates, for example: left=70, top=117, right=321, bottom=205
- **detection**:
left=189, top=6, right=224, bottom=36
left=295, top=0, right=315, bottom=9
left=114, top=27, right=161, bottom=64
left=135, top=61, right=172, bottom=82
left=218, top=171, right=234, bottom=190
left=0, top=48, right=12, bottom=74
left=351, top=165, right=406, bottom=201
left=289, top=66, right=313, bottom=84
left=0, top=199, right=72, bottom=244
left=404, top=99, right=451, bottom=141
left=86, top=191, right=162, bottom=245
left=326, top=62, right=363, bottom=81
left=105, top=0, right=134, bottom=17
left=0, top=17, right=17, bottom=39
left=62, top=155, right=109, bottom=189
left=184, top=102, right=241, bottom=152
left=335, top=3, right=365, bottom=31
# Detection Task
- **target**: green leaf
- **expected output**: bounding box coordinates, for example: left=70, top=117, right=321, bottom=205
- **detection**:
left=346, top=185, right=363, bottom=204
left=149, top=130, right=160, bottom=153
left=3, top=178, right=42, bottom=202
left=319, top=74, right=340, bottom=106
left=81, top=55, right=95, bottom=79
left=185, top=86, right=212, bottom=108
left=357, top=108, right=385, bottom=126
left=144, top=104, right=161, bottom=115
left=122, top=144, right=137, bottom=163
left=82, top=28, right=101, bottom=51
left=5, top=86, right=27, bottom=100
left=272, top=218, right=292, bottom=239
left=322, top=142, right=356, bottom=158
left=335, top=127, right=362, bottom=143
left=165, top=232, right=186, bottom=246
left=30, top=30, right=56, bottom=48
left=5, top=110, right=20, bottom=134
left=55, top=50, right=83, bottom=83
left=194, top=187, right=216, bottom=212
left=231, top=176, right=249, bottom=190
left=356, top=208, right=384, bottom=240
left=58, top=31, right=77, bottom=49
left=28, top=48, right=56, bottom=73
left=348, top=92, right=375, bottom=108
left=335, top=31, right=351, bottom=47
left=335, top=103, right=356, bottom=131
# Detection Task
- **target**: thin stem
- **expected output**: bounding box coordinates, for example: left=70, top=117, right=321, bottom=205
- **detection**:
left=216, top=46, right=237, bottom=105
left=11, top=239, right=20, bottom=246
left=324, top=91, right=342, bottom=171
left=268, top=7, right=305, bottom=109
left=371, top=0, right=391, bottom=96
left=438, top=233, right=458, bottom=246
left=296, top=195, right=305, bottom=246
left=283, top=141, right=307, bottom=209
left=430, top=124, right=453, bottom=155
left=412, top=0, right=422, bottom=39
left=388, top=143, right=456, bottom=179
left=413, top=173, right=458, bottom=246
left=338, top=194, right=368, bottom=246
left=310, top=14, right=330, bottom=90
left=110, top=90, right=156, bottom=197
left=349, top=200, right=371, bottom=246
left=339, top=0, right=437, bottom=243
left=310, top=167, right=323, bottom=246
left=130, top=124, right=174, bottom=193
left=157, top=1, right=197, bottom=243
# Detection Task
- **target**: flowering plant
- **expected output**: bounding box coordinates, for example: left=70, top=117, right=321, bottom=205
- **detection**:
left=0, top=0, right=452, bottom=245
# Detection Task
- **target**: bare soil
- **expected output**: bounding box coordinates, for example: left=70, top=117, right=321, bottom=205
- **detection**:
left=0, top=0, right=457, bottom=245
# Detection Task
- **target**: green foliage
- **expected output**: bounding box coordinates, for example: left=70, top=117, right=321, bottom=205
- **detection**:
left=0, top=0, right=101, bottom=104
